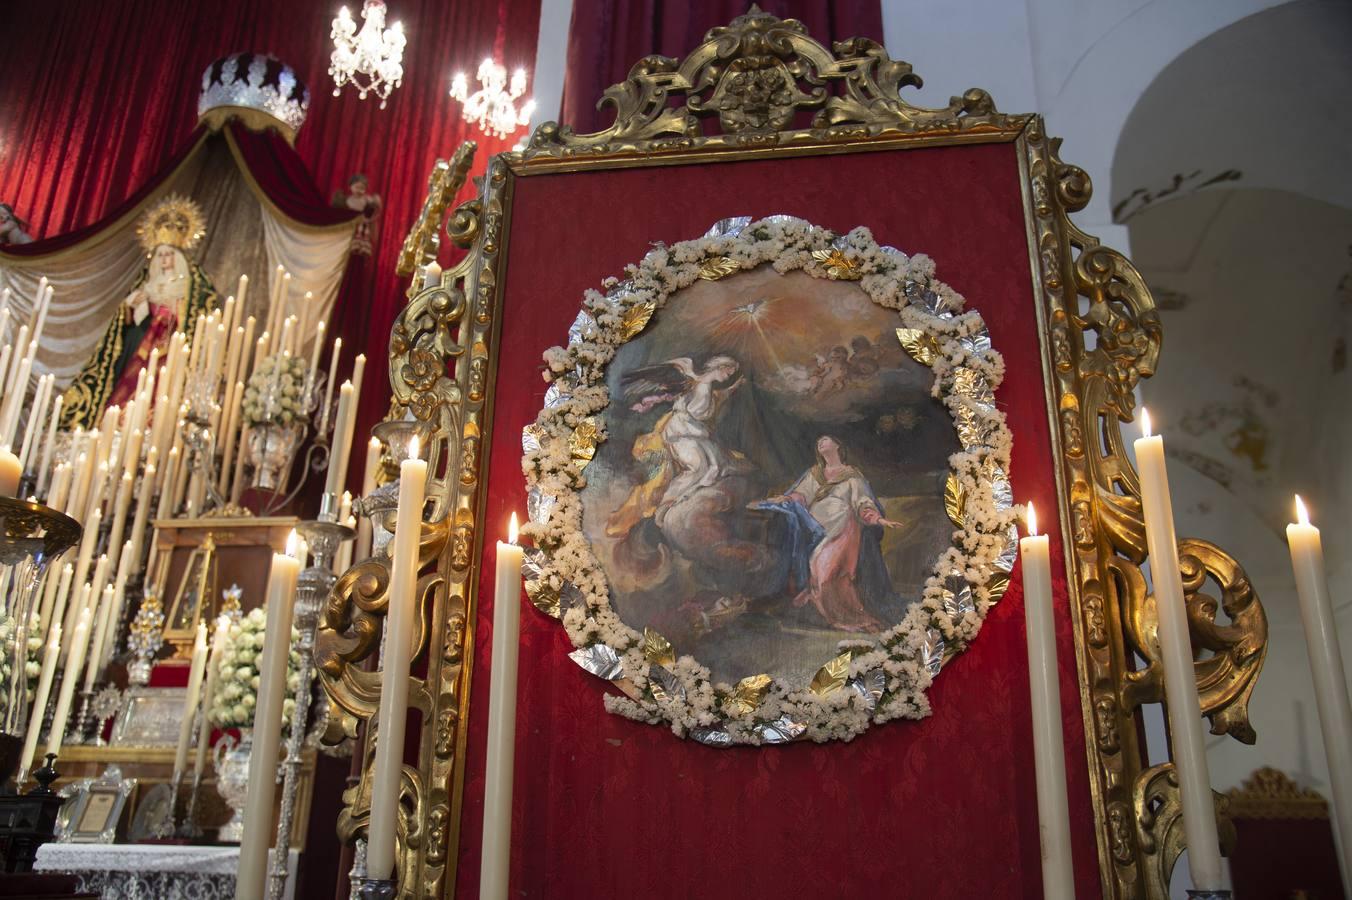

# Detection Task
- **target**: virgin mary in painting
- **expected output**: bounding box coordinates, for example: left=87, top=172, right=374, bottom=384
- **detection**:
left=763, top=435, right=902, bottom=633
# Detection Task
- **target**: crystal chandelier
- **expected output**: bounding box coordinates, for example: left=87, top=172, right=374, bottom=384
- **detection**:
left=329, top=0, right=406, bottom=109
left=450, top=59, right=536, bottom=140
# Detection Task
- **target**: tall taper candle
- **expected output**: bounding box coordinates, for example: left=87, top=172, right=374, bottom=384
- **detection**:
left=1020, top=503, right=1075, bottom=898
left=0, top=447, right=19, bottom=496
left=173, top=621, right=209, bottom=781
left=1287, top=495, right=1352, bottom=887
left=47, top=604, right=93, bottom=758
left=1133, top=409, right=1223, bottom=890
left=324, top=381, right=355, bottom=498
left=235, top=532, right=301, bottom=900
left=20, top=624, right=61, bottom=784
left=480, top=513, right=524, bottom=900
left=194, top=615, right=231, bottom=780
left=357, top=436, right=382, bottom=559
left=367, top=437, right=427, bottom=881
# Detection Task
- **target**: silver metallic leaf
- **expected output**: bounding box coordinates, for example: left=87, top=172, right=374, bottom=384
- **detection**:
left=756, top=715, right=807, bottom=744
left=691, top=727, right=733, bottom=748
left=849, top=669, right=886, bottom=712
left=567, top=310, right=596, bottom=346
left=543, top=382, right=567, bottom=409
left=993, top=525, right=1019, bottom=573
left=648, top=665, right=686, bottom=704
left=568, top=644, right=623, bottom=681
left=521, top=423, right=544, bottom=454
left=526, top=487, right=555, bottom=526
left=987, top=462, right=1013, bottom=510
left=703, top=216, right=752, bottom=239
left=920, top=629, right=945, bottom=678
left=941, top=573, right=975, bottom=620
left=959, top=326, right=992, bottom=356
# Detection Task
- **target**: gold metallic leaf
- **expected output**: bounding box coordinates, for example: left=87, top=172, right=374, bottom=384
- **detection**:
left=810, top=652, right=851, bottom=697
left=944, top=473, right=965, bottom=528
left=525, top=581, right=561, bottom=618
left=698, top=256, right=740, bottom=281
left=987, top=571, right=1010, bottom=603
left=569, top=419, right=600, bottom=469
left=726, top=673, right=771, bottom=716
left=619, top=301, right=656, bottom=340
left=810, top=248, right=862, bottom=280
left=642, top=627, right=675, bottom=667
left=895, top=327, right=938, bottom=366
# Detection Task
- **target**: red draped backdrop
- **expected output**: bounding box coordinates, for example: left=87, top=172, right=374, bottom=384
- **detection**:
left=0, top=0, right=542, bottom=451
left=560, top=1, right=884, bottom=134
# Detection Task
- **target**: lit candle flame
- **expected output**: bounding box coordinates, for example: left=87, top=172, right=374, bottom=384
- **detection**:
left=1295, top=494, right=1311, bottom=527
left=285, top=528, right=300, bottom=558
left=408, top=434, right=420, bottom=460
left=1026, top=501, right=1038, bottom=537
left=1140, top=407, right=1152, bottom=438
left=508, top=512, right=519, bottom=544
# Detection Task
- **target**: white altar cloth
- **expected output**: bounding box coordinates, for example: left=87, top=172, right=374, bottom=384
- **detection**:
left=34, top=843, right=299, bottom=899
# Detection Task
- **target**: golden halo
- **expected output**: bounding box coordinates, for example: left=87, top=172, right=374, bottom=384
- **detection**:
left=136, top=194, right=206, bottom=253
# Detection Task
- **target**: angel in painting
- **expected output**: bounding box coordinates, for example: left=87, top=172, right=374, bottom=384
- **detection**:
left=607, top=355, right=748, bottom=536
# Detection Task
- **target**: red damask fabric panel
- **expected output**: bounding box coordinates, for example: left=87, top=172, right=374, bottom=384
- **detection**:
left=559, top=0, right=886, bottom=134
left=456, top=142, right=1102, bottom=898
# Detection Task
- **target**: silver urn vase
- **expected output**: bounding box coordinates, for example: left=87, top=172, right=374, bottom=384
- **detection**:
left=247, top=422, right=303, bottom=492
left=213, top=728, right=252, bottom=842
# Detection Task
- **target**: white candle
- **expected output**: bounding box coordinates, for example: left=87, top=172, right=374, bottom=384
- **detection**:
left=421, top=261, right=442, bottom=289
left=130, top=460, right=156, bottom=574
left=357, top=436, right=382, bottom=559
left=42, top=563, right=74, bottom=650
left=367, top=437, right=427, bottom=880
left=36, top=394, right=63, bottom=495
left=173, top=621, right=209, bottom=780
left=1287, top=495, right=1352, bottom=886
left=0, top=446, right=19, bottom=496
left=480, top=513, right=524, bottom=900
left=350, top=354, right=366, bottom=414
left=195, top=614, right=231, bottom=779
left=47, top=605, right=93, bottom=758
left=319, top=337, right=342, bottom=434
left=1020, top=502, right=1075, bottom=898
left=20, top=623, right=61, bottom=783
left=235, top=532, right=302, bottom=900
left=1133, top=409, right=1223, bottom=890
left=97, top=540, right=135, bottom=672
left=324, top=381, right=356, bottom=498
left=83, top=584, right=115, bottom=693
left=308, top=315, right=325, bottom=380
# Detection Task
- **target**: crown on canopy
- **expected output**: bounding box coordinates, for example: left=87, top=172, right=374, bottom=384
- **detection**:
left=197, top=53, right=310, bottom=141
left=136, top=195, right=206, bottom=253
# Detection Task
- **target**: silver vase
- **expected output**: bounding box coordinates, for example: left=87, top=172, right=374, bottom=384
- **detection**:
left=247, top=423, right=303, bottom=492
left=213, top=728, right=253, bottom=842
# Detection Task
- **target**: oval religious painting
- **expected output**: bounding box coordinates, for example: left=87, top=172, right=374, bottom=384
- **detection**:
left=522, top=216, right=1017, bottom=745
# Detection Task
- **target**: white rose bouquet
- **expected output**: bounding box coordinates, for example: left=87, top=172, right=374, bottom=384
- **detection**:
left=208, top=606, right=303, bottom=731
left=242, top=354, right=310, bottom=427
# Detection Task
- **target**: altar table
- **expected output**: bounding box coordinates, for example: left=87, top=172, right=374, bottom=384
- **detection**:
left=34, top=843, right=299, bottom=899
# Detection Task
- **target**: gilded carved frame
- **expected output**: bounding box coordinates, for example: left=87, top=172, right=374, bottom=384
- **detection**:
left=315, top=10, right=1268, bottom=898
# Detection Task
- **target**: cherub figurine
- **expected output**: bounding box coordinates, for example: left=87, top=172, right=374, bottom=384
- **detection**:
left=0, top=202, right=34, bottom=245
left=332, top=174, right=382, bottom=255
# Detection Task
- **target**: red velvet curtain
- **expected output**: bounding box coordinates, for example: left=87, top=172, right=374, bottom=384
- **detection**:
left=559, top=0, right=884, bottom=134
left=0, top=0, right=542, bottom=455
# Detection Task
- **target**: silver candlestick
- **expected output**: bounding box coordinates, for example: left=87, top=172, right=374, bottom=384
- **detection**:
left=266, top=518, right=354, bottom=900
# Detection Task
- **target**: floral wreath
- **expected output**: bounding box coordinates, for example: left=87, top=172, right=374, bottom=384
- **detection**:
left=521, top=216, right=1017, bottom=745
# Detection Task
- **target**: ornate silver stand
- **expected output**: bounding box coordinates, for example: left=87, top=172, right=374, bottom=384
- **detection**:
left=355, top=877, right=396, bottom=900
left=266, top=516, right=353, bottom=900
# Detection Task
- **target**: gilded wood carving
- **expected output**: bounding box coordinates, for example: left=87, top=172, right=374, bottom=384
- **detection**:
left=314, top=9, right=1268, bottom=897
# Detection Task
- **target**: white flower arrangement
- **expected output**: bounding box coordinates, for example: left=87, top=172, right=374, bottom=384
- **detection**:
left=208, top=606, right=302, bottom=731
left=522, top=216, right=1018, bottom=745
left=242, top=354, right=310, bottom=427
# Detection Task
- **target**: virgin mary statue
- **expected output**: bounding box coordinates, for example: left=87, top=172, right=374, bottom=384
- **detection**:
left=62, top=195, right=217, bottom=430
